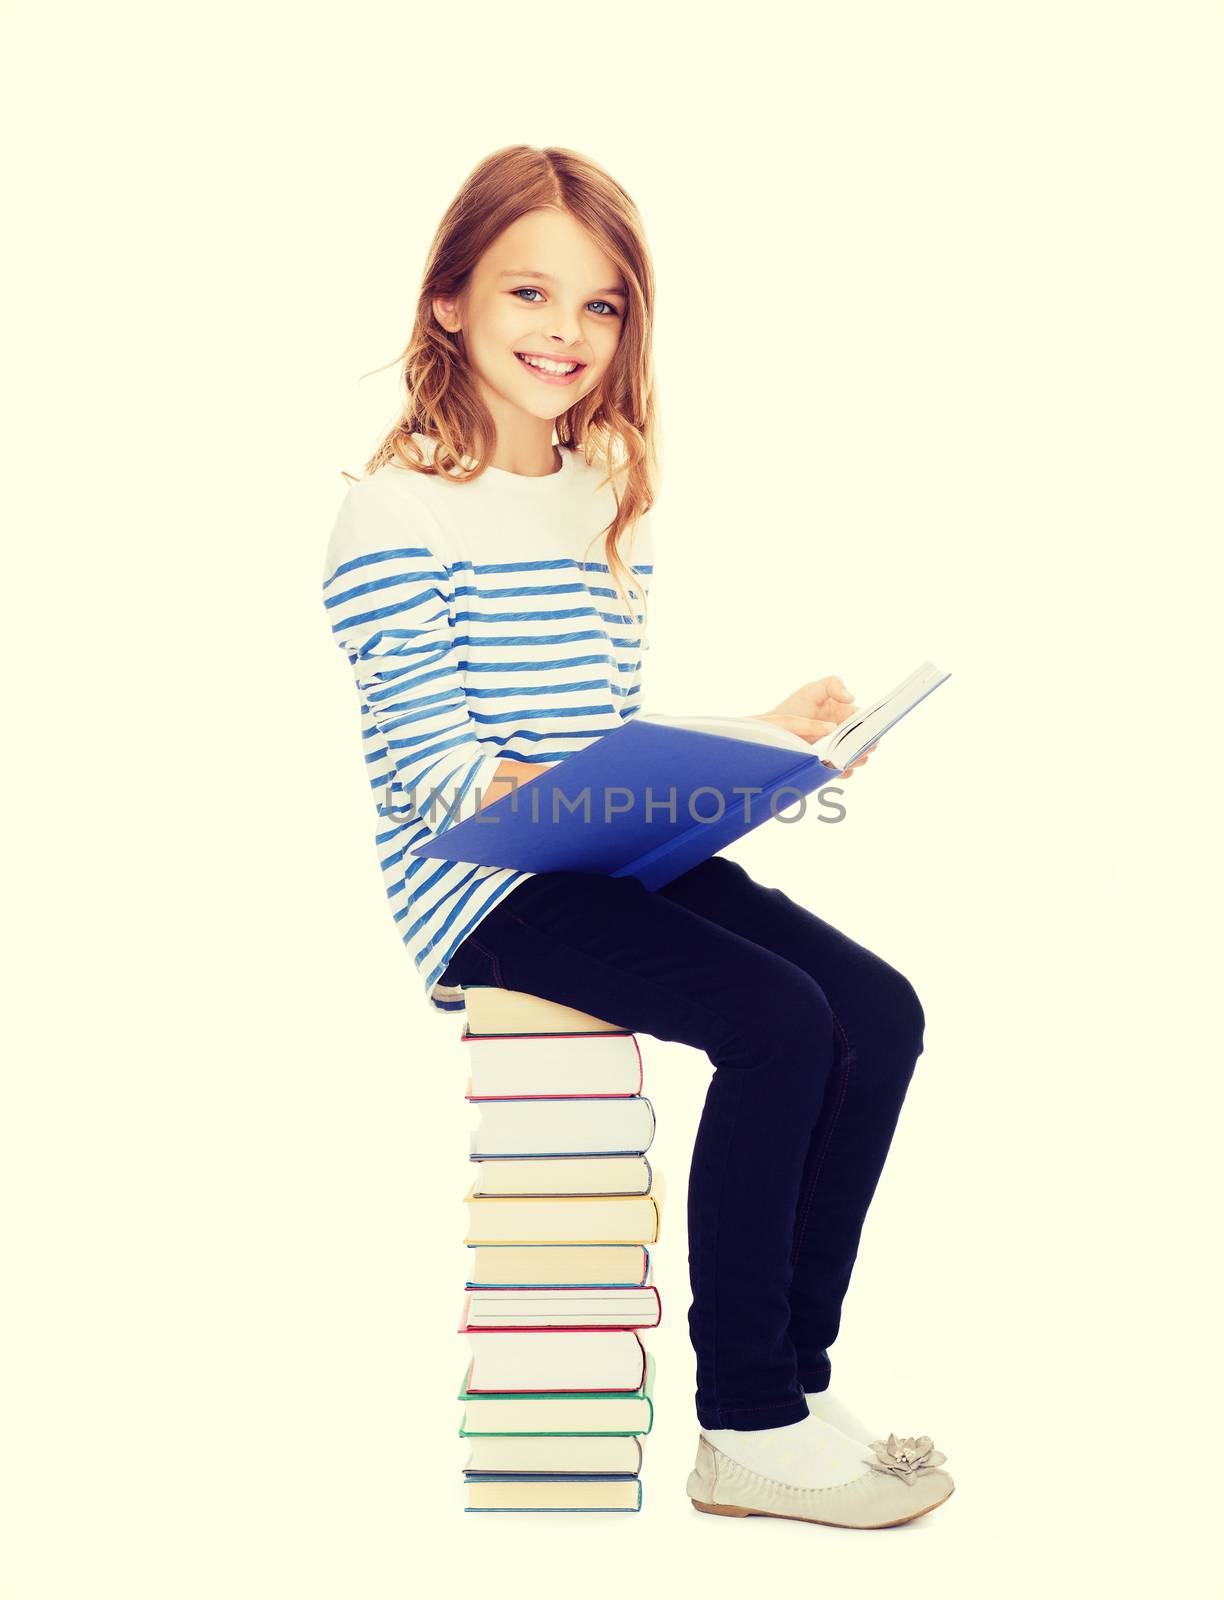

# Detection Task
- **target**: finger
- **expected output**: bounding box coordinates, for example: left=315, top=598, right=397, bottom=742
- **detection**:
left=783, top=716, right=838, bottom=739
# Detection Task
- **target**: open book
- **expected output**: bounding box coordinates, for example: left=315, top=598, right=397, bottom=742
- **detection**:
left=644, top=660, right=950, bottom=768
left=410, top=660, right=950, bottom=891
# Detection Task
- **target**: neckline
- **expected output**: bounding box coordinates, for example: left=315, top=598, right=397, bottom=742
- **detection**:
left=412, top=432, right=574, bottom=490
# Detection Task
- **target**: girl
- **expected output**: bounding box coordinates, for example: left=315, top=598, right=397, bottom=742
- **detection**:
left=321, top=145, right=952, bottom=1529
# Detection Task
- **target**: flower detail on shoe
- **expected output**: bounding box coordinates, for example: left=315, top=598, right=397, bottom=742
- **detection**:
left=866, top=1433, right=948, bottom=1485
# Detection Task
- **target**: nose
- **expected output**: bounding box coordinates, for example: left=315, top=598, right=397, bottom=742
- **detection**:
left=544, top=314, right=585, bottom=349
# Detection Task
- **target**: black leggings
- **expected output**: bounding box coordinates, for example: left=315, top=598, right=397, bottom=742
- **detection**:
left=441, top=854, right=925, bottom=1431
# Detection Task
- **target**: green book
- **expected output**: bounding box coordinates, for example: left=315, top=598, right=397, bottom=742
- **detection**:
left=459, top=1352, right=655, bottom=1436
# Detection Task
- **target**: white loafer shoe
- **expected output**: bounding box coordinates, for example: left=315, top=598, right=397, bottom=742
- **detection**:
left=687, top=1431, right=955, bottom=1529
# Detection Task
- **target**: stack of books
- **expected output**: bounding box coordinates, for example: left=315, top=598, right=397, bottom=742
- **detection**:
left=457, top=985, right=663, bottom=1513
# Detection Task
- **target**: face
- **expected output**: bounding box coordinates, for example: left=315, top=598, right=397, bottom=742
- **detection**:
left=433, top=207, right=627, bottom=426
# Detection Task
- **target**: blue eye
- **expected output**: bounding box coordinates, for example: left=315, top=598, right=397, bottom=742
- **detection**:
left=511, top=288, right=619, bottom=317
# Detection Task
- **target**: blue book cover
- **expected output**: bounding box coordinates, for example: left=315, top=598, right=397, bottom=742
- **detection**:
left=410, top=664, right=950, bottom=889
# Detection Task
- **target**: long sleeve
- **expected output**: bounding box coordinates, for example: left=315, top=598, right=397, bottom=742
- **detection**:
left=321, top=478, right=504, bottom=836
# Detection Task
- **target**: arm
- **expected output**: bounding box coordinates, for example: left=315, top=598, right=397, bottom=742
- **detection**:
left=323, top=479, right=524, bottom=835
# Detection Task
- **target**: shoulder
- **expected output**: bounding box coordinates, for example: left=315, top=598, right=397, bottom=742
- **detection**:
left=567, top=446, right=656, bottom=560
left=323, top=469, right=458, bottom=581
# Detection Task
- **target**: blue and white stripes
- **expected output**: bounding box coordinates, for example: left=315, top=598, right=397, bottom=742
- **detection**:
left=322, top=449, right=653, bottom=1014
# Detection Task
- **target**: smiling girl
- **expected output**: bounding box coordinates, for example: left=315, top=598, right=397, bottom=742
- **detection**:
left=321, top=145, right=953, bottom=1529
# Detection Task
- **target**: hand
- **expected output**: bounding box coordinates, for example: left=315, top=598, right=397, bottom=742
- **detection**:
left=755, top=675, right=876, bottom=779
left=833, top=742, right=878, bottom=779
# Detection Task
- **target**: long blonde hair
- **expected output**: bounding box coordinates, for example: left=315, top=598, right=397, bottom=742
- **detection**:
left=347, top=144, right=658, bottom=642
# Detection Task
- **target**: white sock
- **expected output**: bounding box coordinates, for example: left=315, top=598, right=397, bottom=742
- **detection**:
left=702, top=1411, right=873, bottom=1490
left=803, top=1389, right=881, bottom=1447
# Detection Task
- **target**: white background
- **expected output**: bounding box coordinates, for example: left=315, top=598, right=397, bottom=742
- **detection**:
left=3, top=2, right=1219, bottom=1595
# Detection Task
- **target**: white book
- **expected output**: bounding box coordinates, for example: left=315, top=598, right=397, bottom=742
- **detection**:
left=470, top=1155, right=651, bottom=1197
left=470, top=1095, right=655, bottom=1157
left=464, top=1328, right=647, bottom=1393
left=461, top=1285, right=661, bottom=1328
left=465, top=1244, right=653, bottom=1287
left=464, top=1477, right=641, bottom=1511
left=464, top=1434, right=643, bottom=1474
left=463, top=1030, right=643, bottom=1099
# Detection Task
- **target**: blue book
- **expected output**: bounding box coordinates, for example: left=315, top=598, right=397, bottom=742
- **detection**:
left=411, top=660, right=950, bottom=890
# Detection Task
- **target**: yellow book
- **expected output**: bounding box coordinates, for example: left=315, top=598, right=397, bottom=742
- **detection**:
left=463, top=1172, right=666, bottom=1245
left=462, top=986, right=622, bottom=1036
left=465, top=1243, right=653, bottom=1287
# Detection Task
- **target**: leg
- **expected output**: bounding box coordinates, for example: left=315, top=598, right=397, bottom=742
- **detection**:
left=655, top=855, right=926, bottom=1392
left=440, top=867, right=841, bottom=1430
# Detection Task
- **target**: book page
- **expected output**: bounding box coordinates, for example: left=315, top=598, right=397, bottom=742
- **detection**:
left=637, top=712, right=812, bottom=753
left=814, top=661, right=949, bottom=766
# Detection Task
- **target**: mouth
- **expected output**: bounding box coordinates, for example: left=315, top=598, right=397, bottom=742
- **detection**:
left=515, top=351, right=587, bottom=386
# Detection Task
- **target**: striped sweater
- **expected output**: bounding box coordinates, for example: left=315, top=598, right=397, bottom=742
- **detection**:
left=321, top=434, right=654, bottom=1015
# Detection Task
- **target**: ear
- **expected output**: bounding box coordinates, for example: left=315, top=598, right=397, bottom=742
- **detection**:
left=432, top=293, right=462, bottom=334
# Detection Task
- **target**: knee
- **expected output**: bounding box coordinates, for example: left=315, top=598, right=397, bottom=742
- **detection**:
left=718, top=968, right=837, bottom=1072
left=874, top=965, right=927, bottom=1062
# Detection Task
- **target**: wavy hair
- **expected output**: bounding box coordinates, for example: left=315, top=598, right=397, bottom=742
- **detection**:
left=346, top=144, right=658, bottom=643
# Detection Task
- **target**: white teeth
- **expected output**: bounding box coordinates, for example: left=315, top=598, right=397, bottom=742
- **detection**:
left=519, top=353, right=579, bottom=375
